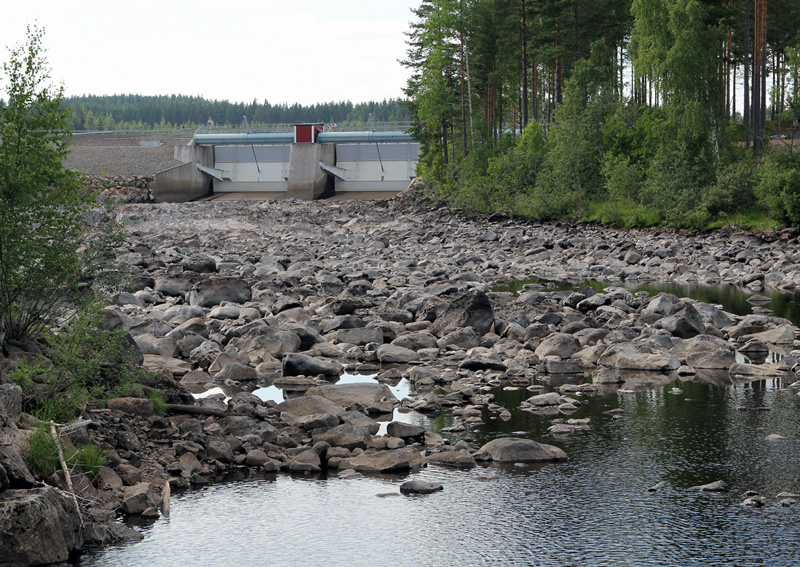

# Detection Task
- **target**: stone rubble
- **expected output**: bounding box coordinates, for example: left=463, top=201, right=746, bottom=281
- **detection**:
left=3, top=193, right=800, bottom=564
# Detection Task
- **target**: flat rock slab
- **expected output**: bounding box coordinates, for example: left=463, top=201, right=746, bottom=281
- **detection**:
left=400, top=480, right=443, bottom=494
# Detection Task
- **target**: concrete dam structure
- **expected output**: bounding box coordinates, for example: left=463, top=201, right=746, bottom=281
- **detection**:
left=150, top=123, right=420, bottom=202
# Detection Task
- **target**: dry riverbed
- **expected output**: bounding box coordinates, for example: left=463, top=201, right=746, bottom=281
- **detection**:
left=3, top=192, right=800, bottom=565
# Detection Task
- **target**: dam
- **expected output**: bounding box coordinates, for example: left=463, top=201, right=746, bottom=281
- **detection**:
left=150, top=122, right=420, bottom=202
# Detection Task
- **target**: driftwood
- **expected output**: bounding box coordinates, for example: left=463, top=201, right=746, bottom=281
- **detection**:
left=49, top=421, right=83, bottom=526
left=166, top=403, right=227, bottom=417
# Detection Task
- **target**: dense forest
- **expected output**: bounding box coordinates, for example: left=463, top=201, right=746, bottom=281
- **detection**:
left=54, top=95, right=410, bottom=131
left=403, top=0, right=800, bottom=228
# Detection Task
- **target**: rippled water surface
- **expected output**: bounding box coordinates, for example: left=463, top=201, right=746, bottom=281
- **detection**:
left=78, top=281, right=800, bottom=567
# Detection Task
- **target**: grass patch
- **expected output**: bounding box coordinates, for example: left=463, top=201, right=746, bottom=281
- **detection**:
left=582, top=200, right=663, bottom=228
left=149, top=390, right=168, bottom=415
left=704, top=211, right=782, bottom=231
left=24, top=425, right=59, bottom=479
left=24, top=424, right=108, bottom=480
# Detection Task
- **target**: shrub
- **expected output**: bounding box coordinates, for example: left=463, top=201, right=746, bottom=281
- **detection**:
left=755, top=154, right=800, bottom=225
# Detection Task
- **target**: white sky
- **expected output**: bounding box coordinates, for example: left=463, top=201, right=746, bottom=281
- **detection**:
left=1, top=1, right=420, bottom=105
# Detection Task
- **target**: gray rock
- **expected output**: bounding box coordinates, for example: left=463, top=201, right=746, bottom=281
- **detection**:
left=0, top=383, right=23, bottom=425
left=377, top=344, right=420, bottom=363
left=277, top=395, right=346, bottom=417
left=312, top=423, right=372, bottom=450
left=534, top=333, right=581, bottom=358
left=430, top=289, right=494, bottom=337
left=286, top=449, right=322, bottom=473
left=107, top=397, right=154, bottom=417
left=596, top=342, right=680, bottom=372
left=473, top=438, right=568, bottom=463
left=214, top=362, right=258, bottom=382
left=386, top=422, right=426, bottom=440
left=425, top=449, right=476, bottom=468
left=0, top=486, right=83, bottom=565
left=400, top=480, right=444, bottom=494
left=660, top=302, right=705, bottom=338
left=337, top=447, right=426, bottom=472
left=305, top=382, right=398, bottom=414
left=0, top=445, right=37, bottom=488
left=122, top=482, right=158, bottom=515
left=690, top=480, right=728, bottom=492
left=231, top=325, right=301, bottom=359
left=282, top=353, right=343, bottom=377
left=188, top=276, right=252, bottom=308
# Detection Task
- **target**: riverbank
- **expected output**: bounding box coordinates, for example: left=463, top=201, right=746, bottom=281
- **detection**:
left=2, top=191, right=800, bottom=565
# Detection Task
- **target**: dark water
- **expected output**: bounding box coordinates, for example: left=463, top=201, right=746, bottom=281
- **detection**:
left=78, top=282, right=800, bottom=567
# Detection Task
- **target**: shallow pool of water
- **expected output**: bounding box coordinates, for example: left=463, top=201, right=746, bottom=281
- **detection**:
left=78, top=377, right=800, bottom=567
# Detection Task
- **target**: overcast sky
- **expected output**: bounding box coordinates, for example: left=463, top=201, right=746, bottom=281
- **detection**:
left=2, top=1, right=420, bottom=105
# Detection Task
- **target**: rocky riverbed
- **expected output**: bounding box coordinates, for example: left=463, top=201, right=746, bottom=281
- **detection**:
left=3, top=191, right=800, bottom=565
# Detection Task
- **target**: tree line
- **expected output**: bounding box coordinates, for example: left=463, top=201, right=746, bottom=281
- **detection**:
left=403, top=0, right=800, bottom=228
left=55, top=94, right=410, bottom=131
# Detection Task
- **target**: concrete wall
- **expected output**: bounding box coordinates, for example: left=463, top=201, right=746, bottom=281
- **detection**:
left=151, top=144, right=214, bottom=203
left=287, top=143, right=335, bottom=200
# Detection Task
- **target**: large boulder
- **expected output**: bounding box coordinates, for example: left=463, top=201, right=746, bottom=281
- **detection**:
left=282, top=353, right=343, bottom=377
left=0, top=384, right=23, bottom=426
left=188, top=277, right=252, bottom=308
left=336, top=448, right=426, bottom=473
left=230, top=326, right=301, bottom=359
left=596, top=342, right=680, bottom=372
left=376, top=344, right=420, bottom=363
left=430, top=289, right=494, bottom=337
left=660, top=301, right=705, bottom=338
left=0, top=486, right=83, bottom=566
left=0, top=445, right=37, bottom=488
left=121, top=482, right=158, bottom=516
left=474, top=438, right=567, bottom=463
left=534, top=333, right=581, bottom=359
left=311, top=423, right=372, bottom=450
left=276, top=395, right=346, bottom=417
left=305, top=383, right=398, bottom=415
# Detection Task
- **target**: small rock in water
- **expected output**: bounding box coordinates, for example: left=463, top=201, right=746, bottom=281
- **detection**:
left=747, top=294, right=772, bottom=304
left=690, top=480, right=728, bottom=492
left=741, top=496, right=767, bottom=507
left=670, top=388, right=683, bottom=395
left=765, top=433, right=789, bottom=441
left=400, top=480, right=444, bottom=495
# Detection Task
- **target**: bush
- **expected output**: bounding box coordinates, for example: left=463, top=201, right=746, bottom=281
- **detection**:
left=705, top=164, right=755, bottom=219
left=755, top=154, right=800, bottom=225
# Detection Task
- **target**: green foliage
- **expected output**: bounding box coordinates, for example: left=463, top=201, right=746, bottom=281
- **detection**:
left=13, top=301, right=151, bottom=423
left=584, top=200, right=662, bottom=228
left=755, top=154, right=800, bottom=224
left=23, top=425, right=59, bottom=479
left=0, top=26, right=123, bottom=344
left=704, top=164, right=755, bottom=219
left=65, top=443, right=106, bottom=479
left=149, top=391, right=168, bottom=415
left=23, top=424, right=107, bottom=480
